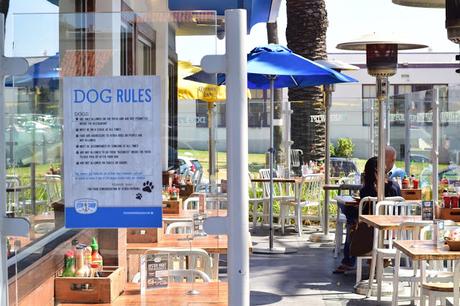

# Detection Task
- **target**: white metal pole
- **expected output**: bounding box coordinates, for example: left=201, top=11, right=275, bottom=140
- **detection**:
left=404, top=97, right=411, bottom=175
left=0, top=54, right=7, bottom=306
left=225, top=9, right=249, bottom=306
left=269, top=77, right=275, bottom=249
left=432, top=87, right=440, bottom=210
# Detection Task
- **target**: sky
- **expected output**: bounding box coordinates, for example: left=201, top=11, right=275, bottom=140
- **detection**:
left=247, top=0, right=459, bottom=53
left=3, top=0, right=458, bottom=60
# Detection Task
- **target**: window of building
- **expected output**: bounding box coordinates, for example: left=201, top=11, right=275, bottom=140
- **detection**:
left=362, top=84, right=447, bottom=126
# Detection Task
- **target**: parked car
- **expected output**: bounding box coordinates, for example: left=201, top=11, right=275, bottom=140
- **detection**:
left=439, top=165, right=460, bottom=184
left=178, top=156, right=203, bottom=175
left=410, top=154, right=431, bottom=163
left=330, top=157, right=360, bottom=178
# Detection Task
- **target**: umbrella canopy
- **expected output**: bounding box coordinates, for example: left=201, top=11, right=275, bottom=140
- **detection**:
left=5, top=54, right=60, bottom=90
left=186, top=44, right=357, bottom=89
left=178, top=61, right=227, bottom=103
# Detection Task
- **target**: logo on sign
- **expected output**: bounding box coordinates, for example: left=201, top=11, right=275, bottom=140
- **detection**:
left=74, top=198, right=98, bottom=214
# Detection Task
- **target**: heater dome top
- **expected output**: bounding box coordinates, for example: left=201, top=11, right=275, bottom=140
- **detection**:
left=336, top=32, right=428, bottom=51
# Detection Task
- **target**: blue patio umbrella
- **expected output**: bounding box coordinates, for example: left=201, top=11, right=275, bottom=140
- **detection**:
left=186, top=44, right=357, bottom=88
left=5, top=53, right=60, bottom=90
left=188, top=44, right=357, bottom=253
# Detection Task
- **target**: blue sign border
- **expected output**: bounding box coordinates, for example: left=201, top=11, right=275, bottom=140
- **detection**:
left=65, top=207, right=162, bottom=228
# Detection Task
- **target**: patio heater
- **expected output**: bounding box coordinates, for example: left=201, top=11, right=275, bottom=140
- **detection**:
left=392, top=0, right=460, bottom=65
left=337, top=34, right=427, bottom=201
left=312, top=59, right=359, bottom=241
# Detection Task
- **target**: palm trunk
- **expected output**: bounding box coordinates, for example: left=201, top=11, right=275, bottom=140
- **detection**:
left=286, top=0, right=328, bottom=162
left=266, top=21, right=284, bottom=167
left=0, top=0, right=9, bottom=25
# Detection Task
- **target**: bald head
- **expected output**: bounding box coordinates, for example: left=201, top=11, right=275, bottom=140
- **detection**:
left=385, top=146, right=397, bottom=173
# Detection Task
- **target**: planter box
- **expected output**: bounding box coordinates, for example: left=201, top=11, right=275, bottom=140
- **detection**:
left=437, top=207, right=460, bottom=222
left=162, top=199, right=182, bottom=214
left=401, top=189, right=422, bottom=201
left=55, top=266, right=123, bottom=304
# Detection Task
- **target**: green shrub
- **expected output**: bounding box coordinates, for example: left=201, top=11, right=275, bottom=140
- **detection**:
left=335, top=138, right=354, bottom=158
left=329, top=144, right=336, bottom=157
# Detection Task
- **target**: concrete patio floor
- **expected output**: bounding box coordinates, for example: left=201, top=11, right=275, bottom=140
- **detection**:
left=247, top=226, right=391, bottom=306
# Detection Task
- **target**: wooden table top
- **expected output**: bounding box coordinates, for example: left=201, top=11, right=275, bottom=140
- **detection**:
left=323, top=183, right=362, bottom=191
left=251, top=177, right=298, bottom=183
left=163, top=210, right=227, bottom=221
left=359, top=215, right=427, bottom=230
left=335, top=195, right=359, bottom=206
left=394, top=240, right=460, bottom=261
left=6, top=184, right=31, bottom=192
left=58, top=282, right=228, bottom=306
left=127, top=234, right=229, bottom=255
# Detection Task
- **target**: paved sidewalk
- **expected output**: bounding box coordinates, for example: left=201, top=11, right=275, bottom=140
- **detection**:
left=248, top=227, right=390, bottom=306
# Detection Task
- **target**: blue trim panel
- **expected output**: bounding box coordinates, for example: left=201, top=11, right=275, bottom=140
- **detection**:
left=65, top=207, right=162, bottom=228
left=168, top=0, right=275, bottom=32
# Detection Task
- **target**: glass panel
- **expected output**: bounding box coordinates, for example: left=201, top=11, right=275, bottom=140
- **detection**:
left=8, top=9, right=226, bottom=304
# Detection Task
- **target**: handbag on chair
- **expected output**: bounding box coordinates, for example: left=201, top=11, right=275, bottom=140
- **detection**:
left=349, top=222, right=374, bottom=257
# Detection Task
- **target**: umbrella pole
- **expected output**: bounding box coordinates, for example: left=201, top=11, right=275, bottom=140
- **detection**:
left=208, top=103, right=217, bottom=193
left=254, top=78, right=296, bottom=254
left=269, top=78, right=275, bottom=250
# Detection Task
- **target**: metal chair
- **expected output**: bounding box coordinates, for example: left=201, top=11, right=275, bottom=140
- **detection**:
left=290, top=149, right=303, bottom=176
left=248, top=172, right=269, bottom=228
left=44, top=174, right=61, bottom=205
left=370, top=199, right=422, bottom=302
left=5, top=175, right=21, bottom=212
left=165, top=222, right=193, bottom=234
left=355, top=196, right=378, bottom=287
left=132, top=248, right=215, bottom=282
left=258, top=169, right=295, bottom=229
left=281, top=174, right=323, bottom=235
left=169, top=269, right=211, bottom=283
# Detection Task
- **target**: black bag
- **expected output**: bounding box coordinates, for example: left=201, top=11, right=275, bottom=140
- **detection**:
left=349, top=222, right=374, bottom=256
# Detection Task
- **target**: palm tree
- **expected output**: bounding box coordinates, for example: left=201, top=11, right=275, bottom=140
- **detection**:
left=286, top=0, right=328, bottom=162
left=266, top=21, right=285, bottom=166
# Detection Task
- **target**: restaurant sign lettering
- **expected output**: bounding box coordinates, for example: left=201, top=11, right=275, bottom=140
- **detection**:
left=63, top=76, right=162, bottom=228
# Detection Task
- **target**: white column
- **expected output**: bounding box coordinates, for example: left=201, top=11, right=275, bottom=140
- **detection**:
left=225, top=9, right=249, bottom=306
left=404, top=97, right=411, bottom=175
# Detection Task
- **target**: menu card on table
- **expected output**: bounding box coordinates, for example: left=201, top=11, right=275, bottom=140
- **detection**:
left=140, top=254, right=168, bottom=294
left=422, top=201, right=434, bottom=220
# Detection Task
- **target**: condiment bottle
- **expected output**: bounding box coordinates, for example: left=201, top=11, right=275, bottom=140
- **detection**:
left=71, top=238, right=79, bottom=256
left=90, top=237, right=103, bottom=276
left=413, top=177, right=419, bottom=189
left=62, top=251, right=76, bottom=277
left=402, top=176, right=410, bottom=189
left=410, top=175, right=415, bottom=188
left=75, top=246, right=91, bottom=277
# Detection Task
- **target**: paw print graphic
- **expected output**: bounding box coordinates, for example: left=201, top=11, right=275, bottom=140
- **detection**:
left=142, top=181, right=154, bottom=193
left=136, top=193, right=142, bottom=200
